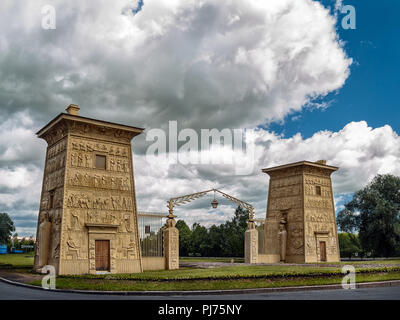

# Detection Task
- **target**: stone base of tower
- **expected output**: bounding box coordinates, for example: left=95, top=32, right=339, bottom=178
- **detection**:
left=57, top=259, right=142, bottom=275
left=244, top=228, right=258, bottom=264
left=164, top=226, right=179, bottom=270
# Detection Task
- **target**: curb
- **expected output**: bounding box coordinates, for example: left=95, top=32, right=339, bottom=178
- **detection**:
left=1, top=276, right=400, bottom=296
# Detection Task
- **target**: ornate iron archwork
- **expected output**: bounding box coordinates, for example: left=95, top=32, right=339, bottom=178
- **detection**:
left=166, top=189, right=255, bottom=228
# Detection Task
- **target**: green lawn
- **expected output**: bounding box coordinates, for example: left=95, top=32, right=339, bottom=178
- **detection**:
left=0, top=252, right=34, bottom=268
left=29, top=271, right=400, bottom=291
left=2, top=253, right=399, bottom=291
left=64, top=265, right=345, bottom=281
left=64, top=259, right=400, bottom=281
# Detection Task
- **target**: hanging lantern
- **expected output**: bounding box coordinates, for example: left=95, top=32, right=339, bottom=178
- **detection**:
left=211, top=199, right=218, bottom=209
left=211, top=190, right=218, bottom=208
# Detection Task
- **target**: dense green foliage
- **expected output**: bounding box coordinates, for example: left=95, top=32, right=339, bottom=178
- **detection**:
left=338, top=232, right=362, bottom=258
left=8, top=234, right=35, bottom=251
left=337, top=174, right=400, bottom=257
left=0, top=212, right=15, bottom=244
left=176, top=206, right=248, bottom=257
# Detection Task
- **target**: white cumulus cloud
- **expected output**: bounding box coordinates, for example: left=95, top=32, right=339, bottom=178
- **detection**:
left=0, top=0, right=351, bottom=131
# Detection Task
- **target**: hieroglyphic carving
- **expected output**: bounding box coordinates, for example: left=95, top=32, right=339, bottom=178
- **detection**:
left=170, top=228, right=179, bottom=269
left=121, top=235, right=138, bottom=259
left=268, top=196, right=302, bottom=210
left=67, top=121, right=134, bottom=144
left=304, top=175, right=331, bottom=186
left=86, top=210, right=119, bottom=225
left=305, top=209, right=333, bottom=223
left=269, top=185, right=301, bottom=198
left=42, top=123, right=68, bottom=146
left=303, top=165, right=332, bottom=177
left=306, top=222, right=334, bottom=235
left=67, top=170, right=131, bottom=191
left=69, top=137, right=129, bottom=158
left=47, top=138, right=67, bottom=159
left=269, top=175, right=303, bottom=188
left=66, top=234, right=81, bottom=259
left=65, top=192, right=133, bottom=211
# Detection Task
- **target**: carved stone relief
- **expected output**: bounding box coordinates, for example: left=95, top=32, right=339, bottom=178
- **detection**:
left=67, top=122, right=134, bottom=144
left=268, top=196, right=302, bottom=210
left=67, top=170, right=131, bottom=191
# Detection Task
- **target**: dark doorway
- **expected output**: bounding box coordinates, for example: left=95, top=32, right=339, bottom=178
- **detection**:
left=319, top=241, right=327, bottom=262
left=95, top=240, right=110, bottom=271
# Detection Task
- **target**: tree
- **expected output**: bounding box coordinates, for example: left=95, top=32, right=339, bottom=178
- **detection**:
left=207, top=225, right=223, bottom=256
left=337, top=174, right=400, bottom=257
left=0, top=213, right=15, bottom=244
left=191, top=223, right=209, bottom=256
left=175, top=206, right=250, bottom=257
left=220, top=206, right=249, bottom=257
left=176, top=219, right=192, bottom=256
left=338, top=233, right=362, bottom=258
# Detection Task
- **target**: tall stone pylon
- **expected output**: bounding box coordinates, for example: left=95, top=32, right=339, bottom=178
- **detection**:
left=261, top=160, right=340, bottom=263
left=33, top=105, right=144, bottom=274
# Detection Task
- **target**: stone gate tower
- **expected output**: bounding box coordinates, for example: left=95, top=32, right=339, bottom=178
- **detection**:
left=34, top=105, right=144, bottom=275
left=261, top=160, right=340, bottom=263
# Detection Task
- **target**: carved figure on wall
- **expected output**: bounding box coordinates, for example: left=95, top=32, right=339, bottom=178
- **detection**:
left=94, top=174, right=100, bottom=188
left=110, top=158, right=115, bottom=171
left=71, top=153, right=76, bottom=166
left=85, top=154, right=91, bottom=167
left=83, top=173, right=90, bottom=187
left=101, top=175, right=107, bottom=188
left=51, top=223, right=61, bottom=260
left=122, top=177, right=129, bottom=191
left=278, top=213, right=288, bottom=262
left=87, top=211, right=95, bottom=223
left=77, top=153, right=83, bottom=166
left=66, top=235, right=80, bottom=259
left=124, top=214, right=132, bottom=232
left=111, top=197, right=121, bottom=210
left=70, top=210, right=80, bottom=230
left=111, top=177, right=116, bottom=189
left=122, top=236, right=137, bottom=259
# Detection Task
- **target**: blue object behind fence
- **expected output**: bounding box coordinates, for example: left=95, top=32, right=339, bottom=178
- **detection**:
left=0, top=245, right=7, bottom=254
left=10, top=248, right=23, bottom=254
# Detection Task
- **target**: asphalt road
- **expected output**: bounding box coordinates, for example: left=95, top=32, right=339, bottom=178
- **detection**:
left=0, top=280, right=399, bottom=300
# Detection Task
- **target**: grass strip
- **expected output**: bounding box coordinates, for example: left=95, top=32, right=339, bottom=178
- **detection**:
left=58, top=266, right=400, bottom=282
left=28, top=271, right=400, bottom=291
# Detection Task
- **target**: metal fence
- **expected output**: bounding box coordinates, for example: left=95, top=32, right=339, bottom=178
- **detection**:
left=137, top=212, right=166, bottom=257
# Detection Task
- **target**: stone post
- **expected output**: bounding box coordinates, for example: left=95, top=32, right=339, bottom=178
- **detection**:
left=164, top=217, right=179, bottom=270
left=244, top=222, right=258, bottom=264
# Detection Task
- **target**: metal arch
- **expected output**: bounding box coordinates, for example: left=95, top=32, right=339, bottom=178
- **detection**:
left=166, top=188, right=255, bottom=223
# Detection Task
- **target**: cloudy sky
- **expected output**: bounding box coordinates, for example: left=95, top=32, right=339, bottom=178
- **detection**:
left=0, top=0, right=399, bottom=236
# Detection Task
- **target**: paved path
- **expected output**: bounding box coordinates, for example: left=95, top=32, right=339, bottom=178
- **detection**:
left=1, top=280, right=399, bottom=300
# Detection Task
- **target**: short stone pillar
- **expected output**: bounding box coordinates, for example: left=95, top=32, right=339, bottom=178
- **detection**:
left=164, top=218, right=179, bottom=270
left=244, top=227, right=258, bottom=264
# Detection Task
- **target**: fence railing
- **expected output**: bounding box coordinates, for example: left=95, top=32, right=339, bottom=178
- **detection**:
left=137, top=212, right=166, bottom=257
